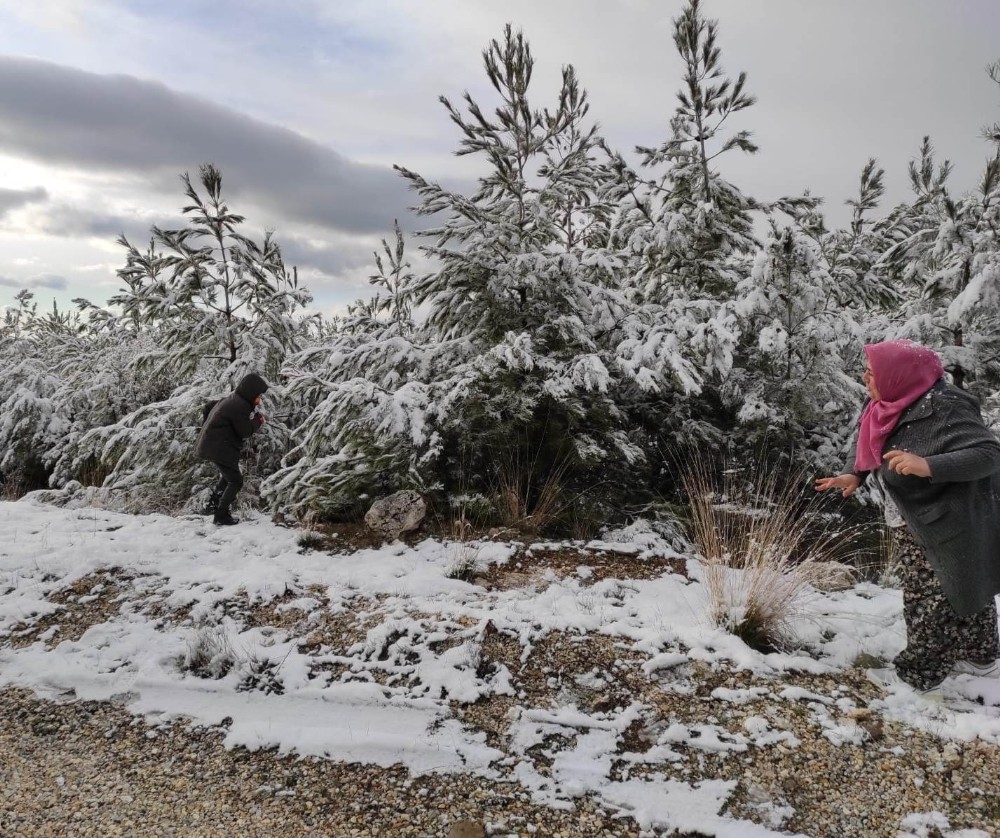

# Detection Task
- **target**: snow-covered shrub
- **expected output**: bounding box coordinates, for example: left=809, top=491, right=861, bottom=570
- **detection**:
left=445, top=544, right=481, bottom=582
left=0, top=292, right=78, bottom=492
left=731, top=223, right=862, bottom=472
left=265, top=31, right=645, bottom=521
left=54, top=165, right=313, bottom=511
left=180, top=625, right=236, bottom=680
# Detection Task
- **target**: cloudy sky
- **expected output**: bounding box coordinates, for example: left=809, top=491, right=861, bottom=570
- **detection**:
left=0, top=0, right=998, bottom=316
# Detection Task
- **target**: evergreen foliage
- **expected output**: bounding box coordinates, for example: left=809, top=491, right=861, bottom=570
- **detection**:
left=601, top=0, right=762, bottom=478
left=268, top=27, right=641, bottom=521
left=626, top=0, right=759, bottom=301
left=1, top=166, right=314, bottom=511
left=0, top=292, right=74, bottom=492
left=881, top=128, right=1000, bottom=403
left=732, top=222, right=861, bottom=468
left=263, top=223, right=429, bottom=518
left=112, top=164, right=311, bottom=380
left=823, top=159, right=899, bottom=315
left=2, top=6, right=1000, bottom=532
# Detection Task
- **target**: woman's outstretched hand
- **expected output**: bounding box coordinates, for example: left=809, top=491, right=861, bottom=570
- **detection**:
left=883, top=449, right=931, bottom=478
left=814, top=473, right=862, bottom=497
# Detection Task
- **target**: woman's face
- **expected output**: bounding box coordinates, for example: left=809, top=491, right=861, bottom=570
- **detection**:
left=862, top=361, right=880, bottom=400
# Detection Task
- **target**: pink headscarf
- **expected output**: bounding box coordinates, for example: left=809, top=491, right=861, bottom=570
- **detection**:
left=853, top=340, right=944, bottom=472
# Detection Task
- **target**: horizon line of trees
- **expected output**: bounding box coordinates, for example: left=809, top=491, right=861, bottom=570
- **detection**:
left=2, top=0, right=999, bottom=534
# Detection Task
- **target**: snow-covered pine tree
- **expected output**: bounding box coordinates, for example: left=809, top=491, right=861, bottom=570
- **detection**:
left=822, top=159, right=899, bottom=319
left=267, top=28, right=640, bottom=524
left=263, top=223, right=432, bottom=519
left=732, top=222, right=862, bottom=468
left=395, top=26, right=642, bottom=515
left=113, top=164, right=312, bottom=380
left=60, top=164, right=314, bottom=511
left=603, top=0, right=759, bottom=465
left=44, top=318, right=176, bottom=496
left=938, top=63, right=1000, bottom=407
left=880, top=129, right=1000, bottom=404
left=720, top=161, right=900, bottom=472
left=928, top=155, right=1000, bottom=402
left=630, top=0, right=758, bottom=297
left=878, top=138, right=958, bottom=353
left=0, top=292, right=73, bottom=492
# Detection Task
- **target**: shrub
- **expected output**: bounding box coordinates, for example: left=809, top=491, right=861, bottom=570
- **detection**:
left=179, top=626, right=236, bottom=679
left=237, top=657, right=285, bottom=695
left=682, top=454, right=861, bottom=652
left=296, top=531, right=329, bottom=552
left=490, top=450, right=572, bottom=535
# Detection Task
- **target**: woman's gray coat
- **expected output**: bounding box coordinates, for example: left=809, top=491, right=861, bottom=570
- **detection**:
left=850, top=380, right=1000, bottom=616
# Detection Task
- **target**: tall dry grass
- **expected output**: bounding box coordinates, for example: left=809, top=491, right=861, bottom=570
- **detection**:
left=492, top=451, right=571, bottom=534
left=0, top=477, right=26, bottom=501
left=682, top=454, right=863, bottom=652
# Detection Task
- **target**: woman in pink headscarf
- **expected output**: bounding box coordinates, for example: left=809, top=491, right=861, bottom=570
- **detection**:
left=817, top=340, right=1000, bottom=695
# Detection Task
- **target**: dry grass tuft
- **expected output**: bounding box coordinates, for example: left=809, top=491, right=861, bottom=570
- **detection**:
left=0, top=476, right=28, bottom=501
left=492, top=452, right=571, bottom=534
left=682, top=455, right=861, bottom=653
left=179, top=625, right=237, bottom=680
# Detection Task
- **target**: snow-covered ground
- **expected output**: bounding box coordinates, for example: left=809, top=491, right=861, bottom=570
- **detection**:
left=2, top=494, right=1000, bottom=837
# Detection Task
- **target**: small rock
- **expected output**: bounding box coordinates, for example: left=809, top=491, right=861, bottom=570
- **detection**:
left=942, top=743, right=963, bottom=768
left=30, top=718, right=60, bottom=736
left=447, top=820, right=486, bottom=838
left=590, top=695, right=617, bottom=714
left=745, top=782, right=771, bottom=805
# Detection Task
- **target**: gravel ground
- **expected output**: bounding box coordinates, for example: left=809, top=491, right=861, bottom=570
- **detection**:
left=0, top=688, right=639, bottom=838
left=5, top=546, right=1000, bottom=836
left=4, top=671, right=1000, bottom=837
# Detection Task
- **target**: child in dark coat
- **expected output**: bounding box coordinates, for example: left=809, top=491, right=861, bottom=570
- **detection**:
left=194, top=373, right=268, bottom=525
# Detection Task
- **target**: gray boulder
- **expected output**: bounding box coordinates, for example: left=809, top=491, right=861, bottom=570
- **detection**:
left=364, top=490, right=426, bottom=539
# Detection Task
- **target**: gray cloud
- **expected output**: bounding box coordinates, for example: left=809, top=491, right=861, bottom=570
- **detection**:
left=280, top=233, right=379, bottom=281
left=20, top=195, right=384, bottom=307
left=31, top=201, right=380, bottom=284
left=20, top=200, right=385, bottom=310
left=35, top=203, right=177, bottom=244
left=0, top=56, right=414, bottom=236
left=0, top=273, right=71, bottom=292
left=29, top=274, right=69, bottom=291
left=0, top=185, right=48, bottom=218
